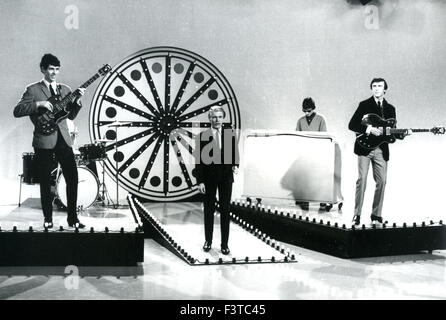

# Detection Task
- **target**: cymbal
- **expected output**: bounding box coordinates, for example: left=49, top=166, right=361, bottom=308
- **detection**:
left=106, top=121, right=132, bottom=127
left=95, top=139, right=114, bottom=142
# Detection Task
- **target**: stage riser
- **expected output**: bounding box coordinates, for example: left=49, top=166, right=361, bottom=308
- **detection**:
left=141, top=220, right=190, bottom=263
left=0, top=232, right=144, bottom=266
left=231, top=204, right=446, bottom=258
left=348, top=227, right=446, bottom=258
left=142, top=221, right=156, bottom=239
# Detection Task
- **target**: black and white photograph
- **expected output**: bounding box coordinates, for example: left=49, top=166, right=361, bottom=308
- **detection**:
left=1, top=0, right=446, bottom=308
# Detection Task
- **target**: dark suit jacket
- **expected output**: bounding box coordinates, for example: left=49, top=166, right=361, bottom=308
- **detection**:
left=348, top=96, right=396, bottom=161
left=13, top=80, right=82, bottom=149
left=195, top=128, right=240, bottom=185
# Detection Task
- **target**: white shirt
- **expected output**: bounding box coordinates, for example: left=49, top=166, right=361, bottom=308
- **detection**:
left=42, top=78, right=58, bottom=95
left=366, top=98, right=385, bottom=135
left=374, top=97, right=384, bottom=107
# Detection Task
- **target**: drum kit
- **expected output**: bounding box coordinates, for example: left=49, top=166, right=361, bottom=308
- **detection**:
left=19, top=121, right=132, bottom=210
left=20, top=140, right=114, bottom=211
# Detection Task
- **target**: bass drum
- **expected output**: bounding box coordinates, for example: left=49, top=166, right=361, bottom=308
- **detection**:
left=55, top=166, right=99, bottom=210
left=22, top=152, right=57, bottom=184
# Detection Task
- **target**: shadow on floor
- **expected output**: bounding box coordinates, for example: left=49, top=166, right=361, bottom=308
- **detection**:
left=0, top=265, right=145, bottom=277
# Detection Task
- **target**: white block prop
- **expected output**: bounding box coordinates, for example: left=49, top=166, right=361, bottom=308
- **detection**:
left=243, top=130, right=342, bottom=203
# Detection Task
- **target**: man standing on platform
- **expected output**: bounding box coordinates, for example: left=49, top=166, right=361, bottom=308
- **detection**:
left=195, top=106, right=239, bottom=255
left=14, top=53, right=86, bottom=229
left=348, top=78, right=409, bottom=226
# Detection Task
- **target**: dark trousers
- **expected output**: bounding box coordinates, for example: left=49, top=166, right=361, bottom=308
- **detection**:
left=34, top=132, right=78, bottom=223
left=203, top=176, right=233, bottom=247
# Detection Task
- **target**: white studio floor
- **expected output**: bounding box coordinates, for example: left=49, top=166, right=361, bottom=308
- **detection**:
left=0, top=184, right=446, bottom=300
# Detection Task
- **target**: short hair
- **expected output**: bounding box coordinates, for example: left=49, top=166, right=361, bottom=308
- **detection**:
left=208, top=106, right=226, bottom=119
left=40, top=53, right=60, bottom=70
left=370, top=78, right=388, bottom=90
left=302, top=97, right=316, bottom=110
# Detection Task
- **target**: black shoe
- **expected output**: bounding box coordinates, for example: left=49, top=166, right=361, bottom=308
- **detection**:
left=44, top=221, right=53, bottom=229
left=352, top=215, right=360, bottom=226
left=370, top=214, right=383, bottom=223
left=221, top=246, right=230, bottom=255
left=325, top=203, right=333, bottom=212
left=202, top=241, right=212, bottom=252
left=68, top=221, right=85, bottom=229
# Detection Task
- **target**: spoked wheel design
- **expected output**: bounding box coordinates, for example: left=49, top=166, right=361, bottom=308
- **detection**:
left=89, top=47, right=240, bottom=201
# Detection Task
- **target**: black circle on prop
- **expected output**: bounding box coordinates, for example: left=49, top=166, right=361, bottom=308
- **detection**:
left=114, top=86, right=125, bottom=97
left=174, top=63, right=184, bottom=74
left=131, top=70, right=142, bottom=81
left=129, top=168, right=140, bottom=179
left=194, top=72, right=204, bottom=83
left=106, top=130, right=116, bottom=140
left=113, top=151, right=124, bottom=162
left=208, top=89, right=218, bottom=100
left=105, top=107, right=117, bottom=118
left=172, top=176, right=182, bottom=187
left=152, top=62, right=162, bottom=73
left=191, top=168, right=196, bottom=177
left=150, top=176, right=161, bottom=187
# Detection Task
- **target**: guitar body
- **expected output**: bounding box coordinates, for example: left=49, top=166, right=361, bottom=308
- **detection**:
left=35, top=95, right=69, bottom=135
left=355, top=113, right=445, bottom=149
left=356, top=114, right=397, bottom=149
left=356, top=131, right=396, bottom=149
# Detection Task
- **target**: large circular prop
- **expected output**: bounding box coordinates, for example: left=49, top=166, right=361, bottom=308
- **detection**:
left=89, top=47, right=241, bottom=201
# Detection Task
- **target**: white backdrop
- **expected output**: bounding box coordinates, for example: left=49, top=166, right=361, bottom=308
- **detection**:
left=1, top=0, right=445, bottom=217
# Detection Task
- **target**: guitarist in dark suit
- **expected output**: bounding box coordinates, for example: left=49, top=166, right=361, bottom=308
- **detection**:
left=195, top=106, right=239, bottom=255
left=348, top=78, right=409, bottom=226
left=14, top=53, right=86, bottom=229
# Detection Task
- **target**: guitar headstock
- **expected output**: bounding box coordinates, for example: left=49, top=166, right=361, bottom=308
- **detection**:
left=98, top=64, right=112, bottom=76
left=431, top=126, right=445, bottom=135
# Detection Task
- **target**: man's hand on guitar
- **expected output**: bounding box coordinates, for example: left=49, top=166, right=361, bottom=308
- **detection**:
left=36, top=101, right=53, bottom=112
left=399, top=129, right=412, bottom=139
left=198, top=183, right=206, bottom=194
left=366, top=125, right=382, bottom=136
left=71, top=88, right=86, bottom=104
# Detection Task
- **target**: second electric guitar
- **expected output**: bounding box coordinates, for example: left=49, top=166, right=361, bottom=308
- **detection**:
left=356, top=113, right=445, bottom=149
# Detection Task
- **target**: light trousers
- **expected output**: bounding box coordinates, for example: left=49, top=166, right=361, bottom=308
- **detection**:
left=354, top=148, right=387, bottom=217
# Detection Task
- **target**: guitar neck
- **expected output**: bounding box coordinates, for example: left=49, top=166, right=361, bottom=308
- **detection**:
left=389, top=128, right=431, bottom=134
left=57, top=72, right=101, bottom=109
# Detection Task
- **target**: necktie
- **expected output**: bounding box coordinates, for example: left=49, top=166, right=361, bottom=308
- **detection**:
left=49, top=84, right=56, bottom=96
left=378, top=101, right=383, bottom=117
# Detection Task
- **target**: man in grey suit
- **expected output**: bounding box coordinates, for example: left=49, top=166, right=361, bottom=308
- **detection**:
left=14, top=53, right=86, bottom=229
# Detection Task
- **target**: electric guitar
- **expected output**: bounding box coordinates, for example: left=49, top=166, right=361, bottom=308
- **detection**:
left=356, top=113, right=445, bottom=149
left=35, top=64, right=111, bottom=135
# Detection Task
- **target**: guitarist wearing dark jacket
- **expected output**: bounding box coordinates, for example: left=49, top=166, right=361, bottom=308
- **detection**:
left=14, top=53, right=86, bottom=229
left=348, top=78, right=409, bottom=226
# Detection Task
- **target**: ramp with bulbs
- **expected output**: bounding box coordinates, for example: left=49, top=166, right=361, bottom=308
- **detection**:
left=127, top=195, right=296, bottom=265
